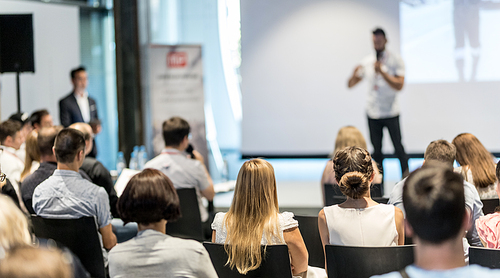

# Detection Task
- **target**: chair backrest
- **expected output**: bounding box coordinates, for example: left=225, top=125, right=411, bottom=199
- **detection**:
left=325, top=244, right=415, bottom=278
left=324, top=183, right=385, bottom=206
left=166, top=188, right=204, bottom=241
left=294, top=215, right=324, bottom=268
left=469, top=246, right=500, bottom=269
left=30, top=215, right=105, bottom=278
left=481, top=198, right=500, bottom=215
left=203, top=242, right=292, bottom=278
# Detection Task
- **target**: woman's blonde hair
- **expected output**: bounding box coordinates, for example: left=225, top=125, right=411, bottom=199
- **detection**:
left=452, top=133, right=496, bottom=189
left=21, top=130, right=40, bottom=182
left=223, top=159, right=282, bottom=274
left=0, top=195, right=32, bottom=250
left=333, top=126, right=368, bottom=156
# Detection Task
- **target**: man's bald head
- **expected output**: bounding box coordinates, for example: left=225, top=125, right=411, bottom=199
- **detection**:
left=69, top=122, right=93, bottom=155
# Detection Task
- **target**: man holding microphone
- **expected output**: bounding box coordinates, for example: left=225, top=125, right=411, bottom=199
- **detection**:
left=348, top=28, right=409, bottom=183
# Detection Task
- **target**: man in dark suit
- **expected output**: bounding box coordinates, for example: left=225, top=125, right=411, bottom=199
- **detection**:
left=59, top=66, right=99, bottom=157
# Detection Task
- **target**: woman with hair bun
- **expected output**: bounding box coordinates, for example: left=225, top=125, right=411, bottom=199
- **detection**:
left=318, top=146, right=404, bottom=248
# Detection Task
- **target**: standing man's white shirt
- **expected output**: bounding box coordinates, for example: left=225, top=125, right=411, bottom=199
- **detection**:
left=360, top=50, right=405, bottom=119
left=75, top=91, right=91, bottom=123
left=144, top=148, right=211, bottom=222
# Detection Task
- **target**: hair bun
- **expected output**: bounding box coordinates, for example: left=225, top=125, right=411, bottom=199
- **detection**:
left=339, top=171, right=370, bottom=199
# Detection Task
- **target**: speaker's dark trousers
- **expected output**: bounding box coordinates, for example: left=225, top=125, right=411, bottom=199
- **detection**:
left=368, top=115, right=409, bottom=178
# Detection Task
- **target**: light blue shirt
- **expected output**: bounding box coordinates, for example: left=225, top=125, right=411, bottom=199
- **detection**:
left=371, top=264, right=500, bottom=278
left=388, top=178, right=484, bottom=246
left=32, top=169, right=112, bottom=229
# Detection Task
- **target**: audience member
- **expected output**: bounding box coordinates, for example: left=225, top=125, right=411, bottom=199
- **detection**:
left=109, top=168, right=217, bottom=278
left=211, top=159, right=308, bottom=276
left=372, top=164, right=500, bottom=278
left=452, top=133, right=497, bottom=198
left=0, top=120, right=26, bottom=211
left=321, top=126, right=382, bottom=204
left=0, top=246, right=73, bottom=278
left=21, top=126, right=91, bottom=214
left=9, top=112, right=32, bottom=162
left=59, top=66, right=99, bottom=158
left=474, top=160, right=500, bottom=248
left=20, top=130, right=40, bottom=182
left=30, top=109, right=54, bottom=131
left=318, top=146, right=404, bottom=248
left=0, top=194, right=89, bottom=278
left=69, top=122, right=118, bottom=217
left=144, top=117, right=214, bottom=234
left=388, top=140, right=484, bottom=247
left=32, top=128, right=116, bottom=252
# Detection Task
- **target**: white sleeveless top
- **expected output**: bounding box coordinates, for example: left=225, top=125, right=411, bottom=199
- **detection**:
left=211, top=211, right=298, bottom=244
left=324, top=204, right=398, bottom=246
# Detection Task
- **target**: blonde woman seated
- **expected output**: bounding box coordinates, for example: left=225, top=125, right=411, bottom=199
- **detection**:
left=318, top=146, right=404, bottom=247
left=321, top=126, right=382, bottom=204
left=452, top=133, right=497, bottom=198
left=475, top=160, right=500, bottom=249
left=211, top=159, right=309, bottom=276
left=20, top=130, right=40, bottom=182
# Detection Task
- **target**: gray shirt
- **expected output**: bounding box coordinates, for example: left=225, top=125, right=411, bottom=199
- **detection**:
left=108, top=229, right=218, bottom=278
left=388, top=177, right=484, bottom=246
left=32, top=169, right=112, bottom=229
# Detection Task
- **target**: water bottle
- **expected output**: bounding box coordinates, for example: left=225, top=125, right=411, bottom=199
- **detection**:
left=138, top=145, right=147, bottom=170
left=129, top=148, right=139, bottom=170
left=221, top=157, right=229, bottom=182
left=116, top=151, right=126, bottom=175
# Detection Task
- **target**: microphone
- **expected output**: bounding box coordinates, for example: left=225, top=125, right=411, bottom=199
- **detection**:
left=186, top=144, right=196, bottom=159
left=376, top=50, right=383, bottom=62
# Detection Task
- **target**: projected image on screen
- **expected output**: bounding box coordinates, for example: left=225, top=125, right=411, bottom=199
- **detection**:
left=400, top=0, right=500, bottom=83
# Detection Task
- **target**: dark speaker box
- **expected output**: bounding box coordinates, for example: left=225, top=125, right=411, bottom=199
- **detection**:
left=0, top=14, right=35, bottom=73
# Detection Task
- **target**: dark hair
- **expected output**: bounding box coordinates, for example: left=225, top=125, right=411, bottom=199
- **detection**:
left=117, top=168, right=181, bottom=225
left=54, top=128, right=86, bottom=163
left=38, top=126, right=63, bottom=156
left=403, top=163, right=465, bottom=243
left=162, top=117, right=190, bottom=147
left=9, top=112, right=30, bottom=126
left=496, top=160, right=500, bottom=182
left=424, top=140, right=456, bottom=167
left=70, top=66, right=86, bottom=79
left=0, top=120, right=22, bottom=144
left=30, top=110, right=50, bottom=128
left=372, top=28, right=386, bottom=38
left=333, top=146, right=373, bottom=199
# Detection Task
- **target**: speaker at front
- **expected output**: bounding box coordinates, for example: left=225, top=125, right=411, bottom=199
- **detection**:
left=0, top=14, right=35, bottom=73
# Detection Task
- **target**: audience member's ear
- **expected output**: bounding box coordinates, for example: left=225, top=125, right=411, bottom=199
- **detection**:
left=52, top=146, right=56, bottom=157
left=404, top=220, right=413, bottom=237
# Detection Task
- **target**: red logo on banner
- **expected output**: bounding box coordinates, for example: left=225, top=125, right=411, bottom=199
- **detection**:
left=167, top=52, right=187, bottom=68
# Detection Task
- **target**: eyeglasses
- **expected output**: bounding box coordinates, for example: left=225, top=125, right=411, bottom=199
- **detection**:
left=0, top=172, right=6, bottom=182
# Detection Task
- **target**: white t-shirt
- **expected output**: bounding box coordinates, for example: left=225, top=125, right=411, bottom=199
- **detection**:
left=359, top=50, right=405, bottom=119
left=144, top=148, right=211, bottom=222
left=324, top=204, right=398, bottom=246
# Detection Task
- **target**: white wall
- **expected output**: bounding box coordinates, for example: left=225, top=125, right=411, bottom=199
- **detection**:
left=0, top=0, right=80, bottom=122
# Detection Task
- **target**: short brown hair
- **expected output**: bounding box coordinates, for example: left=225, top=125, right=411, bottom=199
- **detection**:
left=38, top=126, right=63, bottom=156
left=117, top=168, right=181, bottom=225
left=162, top=117, right=190, bottom=147
left=54, top=128, right=85, bottom=164
left=424, top=140, right=456, bottom=167
left=0, top=120, right=22, bottom=144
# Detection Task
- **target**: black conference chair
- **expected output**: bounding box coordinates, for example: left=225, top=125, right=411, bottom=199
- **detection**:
left=481, top=198, right=500, bottom=215
left=30, top=215, right=105, bottom=278
left=469, top=246, right=500, bottom=269
left=203, top=242, right=293, bottom=278
left=324, top=183, right=384, bottom=206
left=166, top=188, right=204, bottom=241
left=325, top=244, right=415, bottom=278
left=294, top=215, right=325, bottom=268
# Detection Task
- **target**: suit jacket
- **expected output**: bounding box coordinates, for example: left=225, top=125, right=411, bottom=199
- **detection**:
left=59, top=92, right=98, bottom=127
